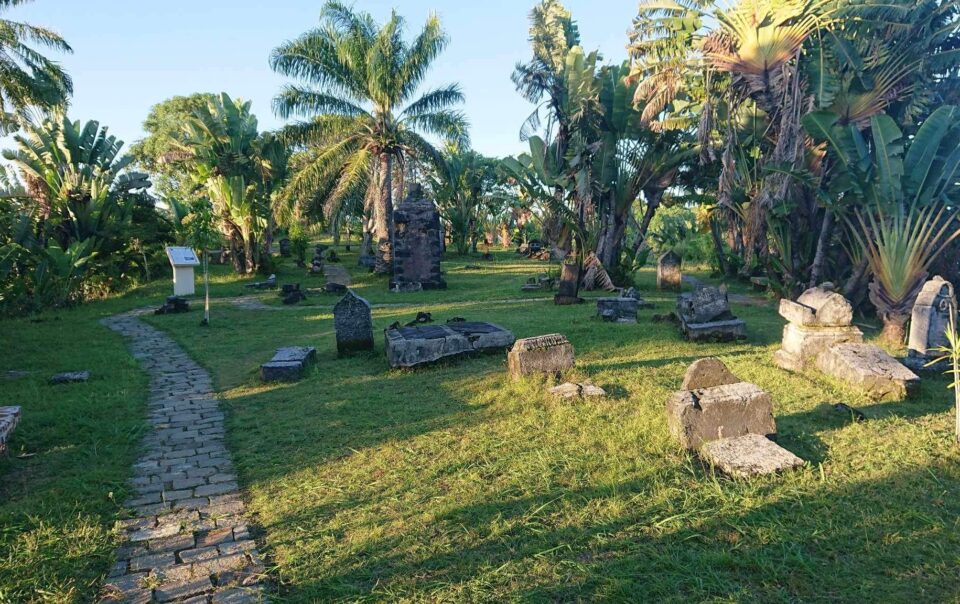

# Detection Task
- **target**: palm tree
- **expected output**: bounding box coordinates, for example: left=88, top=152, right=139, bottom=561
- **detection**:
left=270, top=1, right=468, bottom=274
left=0, top=0, right=73, bottom=132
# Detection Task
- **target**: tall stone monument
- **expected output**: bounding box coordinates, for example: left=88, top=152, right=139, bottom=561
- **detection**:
left=906, top=276, right=956, bottom=371
left=334, top=290, right=374, bottom=355
left=390, top=185, right=446, bottom=292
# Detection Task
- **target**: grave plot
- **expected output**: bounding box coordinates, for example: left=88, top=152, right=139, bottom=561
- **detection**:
left=507, top=334, right=575, bottom=379
left=385, top=322, right=515, bottom=368
left=260, top=346, right=317, bottom=382
left=676, top=286, right=746, bottom=342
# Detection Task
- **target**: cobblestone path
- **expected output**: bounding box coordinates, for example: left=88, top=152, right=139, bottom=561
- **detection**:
left=99, top=312, right=265, bottom=603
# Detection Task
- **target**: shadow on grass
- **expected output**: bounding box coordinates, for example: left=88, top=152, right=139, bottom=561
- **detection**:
left=284, top=461, right=960, bottom=602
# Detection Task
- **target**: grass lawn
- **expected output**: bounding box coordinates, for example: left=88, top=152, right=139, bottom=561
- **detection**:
left=137, top=248, right=960, bottom=602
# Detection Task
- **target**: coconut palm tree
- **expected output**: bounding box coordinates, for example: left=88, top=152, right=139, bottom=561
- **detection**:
left=0, top=0, right=73, bottom=133
left=270, top=1, right=468, bottom=274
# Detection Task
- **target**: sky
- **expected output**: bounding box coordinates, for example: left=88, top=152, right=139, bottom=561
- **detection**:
left=7, top=0, right=639, bottom=159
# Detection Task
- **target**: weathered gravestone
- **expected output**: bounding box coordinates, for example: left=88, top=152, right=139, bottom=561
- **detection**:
left=906, top=276, right=956, bottom=371
left=676, top=286, right=746, bottom=342
left=700, top=433, right=805, bottom=478
left=548, top=382, right=606, bottom=399
left=0, top=406, right=21, bottom=454
left=260, top=346, right=317, bottom=382
left=596, top=297, right=639, bottom=323
left=391, top=186, right=446, bottom=292
left=385, top=322, right=515, bottom=368
left=817, top=343, right=919, bottom=401
left=554, top=264, right=582, bottom=305
left=49, top=371, right=90, bottom=385
left=278, top=238, right=291, bottom=257
left=774, top=285, right=863, bottom=371
left=334, top=291, right=374, bottom=355
left=657, top=251, right=682, bottom=291
left=507, top=334, right=575, bottom=380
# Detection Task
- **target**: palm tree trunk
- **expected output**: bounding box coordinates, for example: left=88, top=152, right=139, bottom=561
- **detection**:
left=374, top=152, right=394, bottom=275
left=881, top=314, right=909, bottom=346
left=809, top=210, right=833, bottom=288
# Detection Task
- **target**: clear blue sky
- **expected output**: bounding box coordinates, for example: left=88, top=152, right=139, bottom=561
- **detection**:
left=8, top=1, right=638, bottom=158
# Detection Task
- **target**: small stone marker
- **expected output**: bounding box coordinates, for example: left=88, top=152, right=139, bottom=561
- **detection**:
left=334, top=291, right=374, bottom=355
left=260, top=346, right=317, bottom=382
left=774, top=285, right=863, bottom=371
left=816, top=343, right=919, bottom=401
left=676, top=286, right=746, bottom=342
left=906, top=276, right=956, bottom=371
left=681, top=357, right=740, bottom=390
left=596, top=297, right=639, bottom=323
left=548, top=382, right=606, bottom=400
left=0, top=406, right=21, bottom=454
left=700, top=434, right=805, bottom=478
left=49, top=371, right=90, bottom=385
left=385, top=322, right=515, bottom=368
left=507, top=334, right=575, bottom=380
left=657, top=251, right=682, bottom=291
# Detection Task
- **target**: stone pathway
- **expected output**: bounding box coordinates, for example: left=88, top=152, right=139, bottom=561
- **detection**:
left=100, top=312, right=265, bottom=603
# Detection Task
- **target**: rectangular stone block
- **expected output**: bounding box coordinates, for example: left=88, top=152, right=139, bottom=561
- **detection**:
left=816, top=343, right=920, bottom=401
left=774, top=323, right=863, bottom=371
left=507, top=334, right=574, bottom=379
left=385, top=322, right=515, bottom=368
left=700, top=434, right=805, bottom=478
left=666, top=382, right=776, bottom=449
left=259, top=346, right=316, bottom=382
left=596, top=298, right=639, bottom=323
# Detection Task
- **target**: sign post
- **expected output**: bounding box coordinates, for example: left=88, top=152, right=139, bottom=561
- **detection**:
left=165, top=246, right=201, bottom=296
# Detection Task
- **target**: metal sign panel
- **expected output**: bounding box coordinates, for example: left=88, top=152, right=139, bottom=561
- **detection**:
left=166, top=246, right=200, bottom=267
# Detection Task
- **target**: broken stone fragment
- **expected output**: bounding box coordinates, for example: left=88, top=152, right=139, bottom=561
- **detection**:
left=49, top=371, right=90, bottom=385
left=816, top=343, right=919, bottom=401
left=548, top=382, right=606, bottom=399
left=700, top=434, right=805, bottom=478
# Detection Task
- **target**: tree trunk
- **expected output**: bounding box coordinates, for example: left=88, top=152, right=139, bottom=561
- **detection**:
left=629, top=188, right=664, bottom=260
left=374, top=152, right=394, bottom=275
left=809, top=210, right=833, bottom=288
left=881, top=314, right=909, bottom=346
left=710, top=215, right=729, bottom=276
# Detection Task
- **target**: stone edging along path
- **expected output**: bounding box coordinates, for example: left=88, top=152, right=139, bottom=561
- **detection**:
left=99, top=311, right=265, bottom=603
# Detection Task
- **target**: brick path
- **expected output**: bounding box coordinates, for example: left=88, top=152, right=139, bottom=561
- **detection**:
left=100, top=312, right=265, bottom=603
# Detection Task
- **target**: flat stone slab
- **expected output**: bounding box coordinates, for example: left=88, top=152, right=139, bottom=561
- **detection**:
left=49, top=371, right=90, bottom=384
left=508, top=334, right=575, bottom=379
left=596, top=298, right=639, bottom=323
left=681, top=319, right=746, bottom=342
left=0, top=406, right=21, bottom=453
left=548, top=382, right=606, bottom=399
left=774, top=323, right=863, bottom=371
left=667, top=381, right=776, bottom=449
left=260, top=347, right=317, bottom=382
left=816, top=343, right=919, bottom=401
left=700, top=434, right=805, bottom=478
left=385, top=322, right=515, bottom=368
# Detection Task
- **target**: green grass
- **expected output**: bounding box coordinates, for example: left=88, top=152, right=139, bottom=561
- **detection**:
left=137, top=249, right=960, bottom=602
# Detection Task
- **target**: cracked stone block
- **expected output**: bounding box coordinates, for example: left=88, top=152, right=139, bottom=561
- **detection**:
left=700, top=434, right=805, bottom=478
left=596, top=298, right=639, bottom=323
left=507, top=334, right=575, bottom=380
left=385, top=322, right=515, bottom=368
left=666, top=381, right=776, bottom=450
left=773, top=323, right=864, bottom=371
left=548, top=382, right=606, bottom=399
left=816, top=343, right=920, bottom=401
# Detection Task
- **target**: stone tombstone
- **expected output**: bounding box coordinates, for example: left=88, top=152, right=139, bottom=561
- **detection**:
left=657, top=250, right=682, bottom=291
left=385, top=321, right=515, bottom=368
left=774, top=285, right=863, bottom=371
left=334, top=290, right=374, bottom=355
left=279, top=238, right=291, bottom=257
left=666, top=359, right=777, bottom=450
left=507, top=334, right=575, bottom=380
left=676, top=286, right=746, bottom=342
left=554, top=264, right=582, bottom=305
left=596, top=297, right=639, bottom=323
left=390, top=185, right=446, bottom=292
left=0, top=406, right=21, bottom=454
left=907, top=276, right=956, bottom=370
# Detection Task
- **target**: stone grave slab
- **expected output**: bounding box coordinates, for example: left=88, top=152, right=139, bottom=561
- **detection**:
left=507, top=334, right=575, bottom=379
left=548, top=382, right=606, bottom=400
left=700, top=434, right=805, bottom=478
left=676, top=287, right=746, bottom=342
left=596, top=298, right=639, bottom=323
left=774, top=286, right=863, bottom=371
left=816, top=343, right=919, bottom=401
left=49, top=371, right=90, bottom=385
left=260, top=346, right=317, bottom=382
left=334, top=291, right=374, bottom=355
left=667, top=381, right=776, bottom=449
left=906, top=276, right=956, bottom=371
left=385, top=322, right=515, bottom=368
left=0, top=406, right=21, bottom=454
